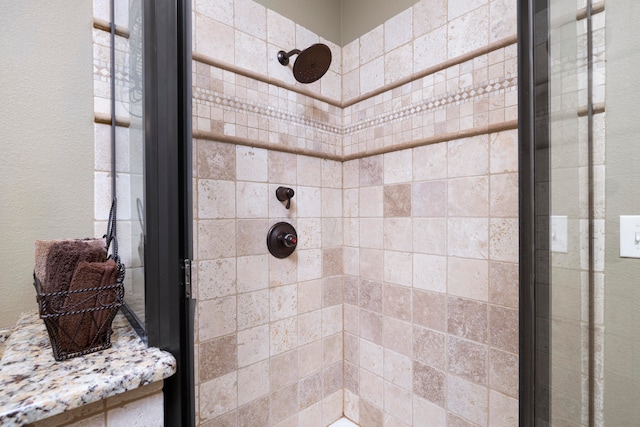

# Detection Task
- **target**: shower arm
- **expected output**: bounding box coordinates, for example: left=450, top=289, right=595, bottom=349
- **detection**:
left=277, top=49, right=302, bottom=66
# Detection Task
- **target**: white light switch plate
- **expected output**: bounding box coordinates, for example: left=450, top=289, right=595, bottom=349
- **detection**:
left=620, top=215, right=640, bottom=258
left=551, top=215, right=568, bottom=253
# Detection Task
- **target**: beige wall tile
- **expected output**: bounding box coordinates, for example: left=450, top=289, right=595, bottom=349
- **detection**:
left=489, top=305, right=518, bottom=354
left=490, top=173, right=518, bottom=218
left=298, top=310, right=322, bottom=346
left=236, top=146, right=268, bottom=182
left=270, top=350, right=298, bottom=391
left=448, top=6, right=489, bottom=59
left=448, top=176, right=489, bottom=217
left=270, top=283, right=298, bottom=321
left=237, top=324, right=270, bottom=367
left=198, top=180, right=236, bottom=219
left=448, top=297, right=488, bottom=343
left=489, top=218, right=519, bottom=263
left=236, top=182, right=269, bottom=218
left=196, top=16, right=235, bottom=64
left=383, top=284, right=412, bottom=321
left=489, top=130, right=518, bottom=174
left=413, top=395, right=446, bottom=427
left=384, top=381, right=413, bottom=425
left=489, top=348, right=518, bottom=398
left=238, top=396, right=269, bottom=427
left=199, top=296, right=237, bottom=341
left=237, top=219, right=269, bottom=256
left=383, top=317, right=413, bottom=357
left=297, top=249, right=322, bottom=282
left=360, top=368, right=384, bottom=409
left=298, top=279, right=322, bottom=314
left=198, top=220, right=236, bottom=260
left=323, top=389, right=344, bottom=425
left=359, top=399, right=383, bottom=426
left=299, top=401, right=322, bottom=427
left=322, top=305, right=343, bottom=337
left=384, top=250, right=413, bottom=286
left=413, top=362, right=446, bottom=407
left=323, top=362, right=343, bottom=396
left=413, top=0, right=448, bottom=37
left=237, top=254, right=269, bottom=293
left=322, top=276, right=343, bottom=308
left=489, top=261, right=518, bottom=309
left=200, top=335, right=237, bottom=383
left=360, top=24, right=384, bottom=66
left=413, top=253, right=447, bottom=293
left=384, top=218, right=413, bottom=252
left=448, top=135, right=489, bottom=178
left=199, top=258, right=236, bottom=300
left=414, top=326, right=446, bottom=371
left=271, top=317, right=298, bottom=356
left=270, top=383, right=299, bottom=425
left=448, top=257, right=489, bottom=301
left=237, top=289, right=269, bottom=331
left=238, top=360, right=270, bottom=406
left=269, top=150, right=297, bottom=184
left=359, top=308, right=383, bottom=345
left=448, top=217, right=488, bottom=259
left=385, top=8, right=412, bottom=53
left=298, top=340, right=323, bottom=378
left=414, top=26, right=448, bottom=72
left=413, top=218, right=447, bottom=255
left=413, top=289, right=447, bottom=332
left=413, top=143, right=448, bottom=181
left=200, top=372, right=238, bottom=422
left=384, top=184, right=412, bottom=217
left=447, top=336, right=488, bottom=386
left=412, top=181, right=446, bottom=217
left=299, top=372, right=323, bottom=410
left=297, top=156, right=322, bottom=186
left=489, top=390, right=518, bottom=427
left=297, top=186, right=322, bottom=217
left=446, top=375, right=488, bottom=426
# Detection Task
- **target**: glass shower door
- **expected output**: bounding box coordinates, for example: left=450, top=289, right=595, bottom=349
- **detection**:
left=536, top=0, right=640, bottom=425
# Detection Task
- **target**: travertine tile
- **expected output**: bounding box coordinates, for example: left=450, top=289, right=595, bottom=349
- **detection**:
left=323, top=333, right=343, bottom=367
left=384, top=348, right=413, bottom=391
left=489, top=348, right=518, bottom=398
left=237, top=324, right=270, bottom=367
left=299, top=372, right=323, bottom=410
left=489, top=218, right=519, bottom=263
left=238, top=396, right=270, bottom=427
left=298, top=310, right=322, bottom=346
left=447, top=217, right=489, bottom=259
left=298, top=401, right=322, bottom=427
left=359, top=279, right=383, bottom=312
left=268, top=150, right=297, bottom=184
left=270, top=383, right=299, bottom=425
left=489, top=261, right=518, bottom=309
left=490, top=173, right=518, bottom=218
left=489, top=305, right=518, bottom=354
left=414, top=26, right=448, bottom=72
left=446, top=375, right=488, bottom=427
left=322, top=276, right=343, bottom=307
left=360, top=368, right=384, bottom=409
left=200, top=335, right=237, bottom=383
left=413, top=217, right=447, bottom=255
left=323, top=362, right=343, bottom=396
left=298, top=279, right=322, bottom=314
left=297, top=249, right=322, bottom=282
left=383, top=217, right=413, bottom=252
left=413, top=395, right=446, bottom=426
left=198, top=180, right=236, bottom=219
left=413, top=289, right=447, bottom=332
left=448, top=336, right=488, bottom=385
left=237, top=254, right=269, bottom=293
left=448, top=297, right=488, bottom=343
left=359, top=308, right=383, bottom=345
left=198, top=220, right=236, bottom=260
left=413, top=0, right=448, bottom=37
left=237, top=219, right=269, bottom=256
left=413, top=253, right=447, bottom=293
left=382, top=316, right=412, bottom=357
left=413, top=362, right=446, bottom=407
left=271, top=350, right=299, bottom=391
left=323, top=247, right=343, bottom=277
left=359, top=248, right=384, bottom=281
left=200, top=372, right=238, bottom=422
left=360, top=24, right=384, bottom=66
left=448, top=257, right=489, bottom=301
left=382, top=283, right=412, bottom=321
left=199, top=258, right=236, bottom=300
left=199, top=296, right=236, bottom=341
left=448, top=135, right=489, bottom=178
left=414, top=326, right=446, bottom=370
left=271, top=317, right=298, bottom=356
left=237, top=360, right=269, bottom=406
left=359, top=399, right=383, bottom=427
left=384, top=184, right=412, bottom=217
left=412, top=181, right=446, bottom=217
left=384, top=8, right=412, bottom=52
left=270, top=283, right=297, bottom=321
left=359, top=186, right=384, bottom=217
left=360, top=156, right=384, bottom=186
left=447, top=6, right=489, bottom=59
left=237, top=289, right=269, bottom=331
left=448, top=176, right=489, bottom=217
left=298, top=340, right=323, bottom=378
left=360, top=218, right=384, bottom=249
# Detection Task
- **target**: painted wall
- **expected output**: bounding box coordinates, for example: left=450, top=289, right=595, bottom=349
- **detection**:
left=0, top=2, right=94, bottom=329
left=251, top=0, right=420, bottom=46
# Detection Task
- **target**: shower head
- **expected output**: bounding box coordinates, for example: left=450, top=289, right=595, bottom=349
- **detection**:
left=277, top=43, right=332, bottom=84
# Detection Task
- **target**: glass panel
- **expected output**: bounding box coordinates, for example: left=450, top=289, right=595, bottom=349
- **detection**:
left=543, top=0, right=640, bottom=424
left=115, top=0, right=145, bottom=327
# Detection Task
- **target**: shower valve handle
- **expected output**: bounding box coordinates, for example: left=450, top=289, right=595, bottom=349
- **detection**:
left=280, top=233, right=297, bottom=248
left=276, top=186, right=295, bottom=209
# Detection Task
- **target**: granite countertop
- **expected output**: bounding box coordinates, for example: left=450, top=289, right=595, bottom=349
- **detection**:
left=0, top=312, right=176, bottom=426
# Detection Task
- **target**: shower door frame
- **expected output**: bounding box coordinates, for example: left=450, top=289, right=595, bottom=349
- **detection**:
left=143, top=0, right=195, bottom=425
left=518, top=0, right=550, bottom=425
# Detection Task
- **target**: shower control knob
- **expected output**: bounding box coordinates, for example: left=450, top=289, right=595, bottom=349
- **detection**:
left=267, top=222, right=298, bottom=258
left=280, top=233, right=297, bottom=248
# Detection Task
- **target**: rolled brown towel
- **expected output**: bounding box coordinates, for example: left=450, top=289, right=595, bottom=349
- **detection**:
left=58, top=260, right=117, bottom=352
left=43, top=240, right=107, bottom=299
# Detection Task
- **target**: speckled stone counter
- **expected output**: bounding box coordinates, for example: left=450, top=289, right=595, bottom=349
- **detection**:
left=0, top=312, right=176, bottom=426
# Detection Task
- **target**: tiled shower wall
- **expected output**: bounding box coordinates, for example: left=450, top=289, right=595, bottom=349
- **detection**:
left=192, top=0, right=518, bottom=426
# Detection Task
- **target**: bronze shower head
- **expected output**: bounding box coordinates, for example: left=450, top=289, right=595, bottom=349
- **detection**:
left=277, top=43, right=332, bottom=84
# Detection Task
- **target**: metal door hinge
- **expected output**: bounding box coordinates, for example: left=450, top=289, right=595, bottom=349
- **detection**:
left=182, top=258, right=192, bottom=299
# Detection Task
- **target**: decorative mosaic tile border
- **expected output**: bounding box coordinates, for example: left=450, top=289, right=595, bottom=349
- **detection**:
left=192, top=69, right=518, bottom=139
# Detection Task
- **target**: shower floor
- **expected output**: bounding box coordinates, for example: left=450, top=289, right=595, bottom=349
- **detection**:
left=328, top=418, right=358, bottom=427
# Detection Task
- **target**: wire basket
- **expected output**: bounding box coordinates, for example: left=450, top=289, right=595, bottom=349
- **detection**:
left=34, top=262, right=125, bottom=361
